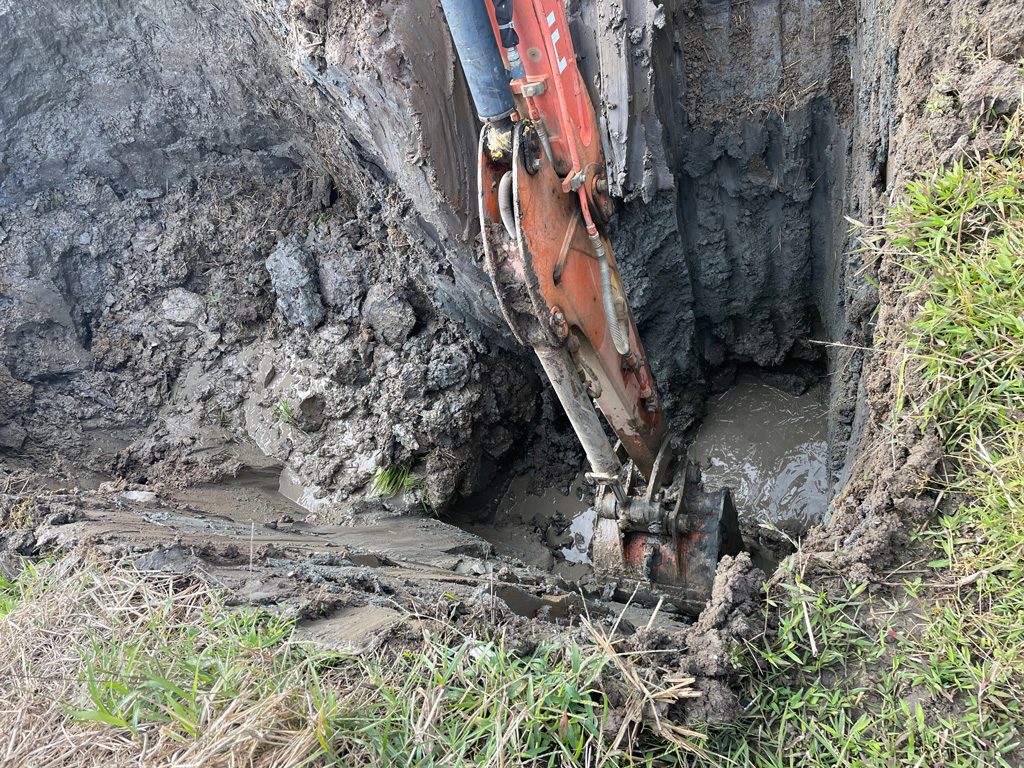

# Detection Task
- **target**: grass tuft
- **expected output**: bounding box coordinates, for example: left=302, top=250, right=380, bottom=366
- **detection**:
left=0, top=574, right=20, bottom=616
left=368, top=460, right=433, bottom=513
left=0, top=556, right=704, bottom=766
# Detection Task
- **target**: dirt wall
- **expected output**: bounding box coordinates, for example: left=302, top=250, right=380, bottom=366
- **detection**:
left=572, top=0, right=855, bottom=438
left=7, top=0, right=1005, bottom=517
left=0, top=0, right=540, bottom=512
left=819, top=0, right=1024, bottom=541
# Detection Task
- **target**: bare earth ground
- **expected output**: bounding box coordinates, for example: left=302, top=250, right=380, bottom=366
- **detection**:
left=0, top=472, right=765, bottom=727
left=1, top=0, right=1024, bottom=761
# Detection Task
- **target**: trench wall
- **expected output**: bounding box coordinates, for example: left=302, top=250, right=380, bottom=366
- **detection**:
left=9, top=0, right=1010, bottom=509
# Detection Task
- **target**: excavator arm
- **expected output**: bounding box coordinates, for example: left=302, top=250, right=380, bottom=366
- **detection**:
left=440, top=0, right=741, bottom=612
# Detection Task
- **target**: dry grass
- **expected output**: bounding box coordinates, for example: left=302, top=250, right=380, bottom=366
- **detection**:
left=0, top=557, right=704, bottom=767
left=0, top=558, right=318, bottom=767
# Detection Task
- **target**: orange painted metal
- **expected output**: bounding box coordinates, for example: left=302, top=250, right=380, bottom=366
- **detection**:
left=590, top=484, right=740, bottom=614
left=512, top=140, right=665, bottom=476
left=490, top=0, right=592, bottom=170
left=467, top=0, right=742, bottom=605
left=477, top=0, right=666, bottom=479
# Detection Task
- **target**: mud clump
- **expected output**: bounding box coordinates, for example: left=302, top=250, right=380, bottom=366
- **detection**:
left=0, top=365, right=34, bottom=451
left=295, top=395, right=327, bottom=433
left=676, top=553, right=766, bottom=722
left=618, top=553, right=766, bottom=724
left=265, top=236, right=326, bottom=331
left=361, top=284, right=417, bottom=347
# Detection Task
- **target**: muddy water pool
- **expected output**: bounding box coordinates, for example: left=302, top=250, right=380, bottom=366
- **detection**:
left=462, top=376, right=828, bottom=579
left=155, top=374, right=826, bottom=580
left=691, top=376, right=829, bottom=531
left=460, top=474, right=595, bottom=580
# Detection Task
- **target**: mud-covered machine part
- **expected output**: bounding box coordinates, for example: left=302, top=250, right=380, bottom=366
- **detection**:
left=438, top=0, right=741, bottom=612
left=592, top=437, right=743, bottom=614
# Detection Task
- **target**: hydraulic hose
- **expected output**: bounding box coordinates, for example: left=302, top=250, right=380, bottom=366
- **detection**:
left=491, top=0, right=518, bottom=47
left=492, top=0, right=526, bottom=80
left=534, top=118, right=554, bottom=164
left=438, top=0, right=516, bottom=122
left=498, top=171, right=516, bottom=239
left=590, top=233, right=631, bottom=355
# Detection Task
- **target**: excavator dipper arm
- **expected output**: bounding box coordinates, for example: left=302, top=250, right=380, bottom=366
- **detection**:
left=440, top=0, right=741, bottom=611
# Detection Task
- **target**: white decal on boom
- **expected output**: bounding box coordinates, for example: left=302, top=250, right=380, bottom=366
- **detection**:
left=546, top=11, right=568, bottom=74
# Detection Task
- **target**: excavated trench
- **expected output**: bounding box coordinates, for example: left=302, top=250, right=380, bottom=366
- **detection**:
left=5, top=0, right=1024, bottom=742
left=0, top=0, right=913, bottom=628
left=436, top=0, right=863, bottom=578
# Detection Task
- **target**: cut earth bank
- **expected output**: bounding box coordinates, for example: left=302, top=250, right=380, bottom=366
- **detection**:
left=1, top=0, right=1023, bottom=764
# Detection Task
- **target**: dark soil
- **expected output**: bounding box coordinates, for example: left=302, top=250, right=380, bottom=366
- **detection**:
left=1, top=0, right=1023, bottom=734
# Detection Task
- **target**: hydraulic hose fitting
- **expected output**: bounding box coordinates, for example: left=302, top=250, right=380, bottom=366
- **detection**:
left=534, top=118, right=554, bottom=165
left=506, top=46, right=526, bottom=80
left=491, top=0, right=523, bottom=79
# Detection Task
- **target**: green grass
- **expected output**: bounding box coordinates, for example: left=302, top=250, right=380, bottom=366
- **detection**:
left=0, top=558, right=49, bottom=617
left=0, top=574, right=20, bottom=616
left=73, top=605, right=295, bottom=737
left=0, top=560, right=705, bottom=766
left=369, top=459, right=433, bottom=513
left=697, top=108, right=1024, bottom=767
left=273, top=397, right=298, bottom=426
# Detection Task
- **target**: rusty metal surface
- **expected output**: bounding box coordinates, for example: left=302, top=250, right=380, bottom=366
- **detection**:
left=592, top=462, right=742, bottom=614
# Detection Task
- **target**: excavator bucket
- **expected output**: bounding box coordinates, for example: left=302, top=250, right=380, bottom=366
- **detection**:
left=591, top=467, right=743, bottom=614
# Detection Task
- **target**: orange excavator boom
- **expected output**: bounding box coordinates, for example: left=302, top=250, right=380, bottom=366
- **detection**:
left=440, top=0, right=741, bottom=611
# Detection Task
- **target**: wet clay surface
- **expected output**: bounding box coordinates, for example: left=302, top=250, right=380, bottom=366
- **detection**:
left=452, top=473, right=596, bottom=584
left=0, top=475, right=766, bottom=723
left=691, top=377, right=829, bottom=531
left=167, top=467, right=309, bottom=526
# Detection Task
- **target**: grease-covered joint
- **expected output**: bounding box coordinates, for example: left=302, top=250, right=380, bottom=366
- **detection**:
left=483, top=117, right=515, bottom=163
left=516, top=120, right=543, bottom=173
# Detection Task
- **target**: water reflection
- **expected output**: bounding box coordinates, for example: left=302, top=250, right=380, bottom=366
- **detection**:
left=692, top=376, right=828, bottom=529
